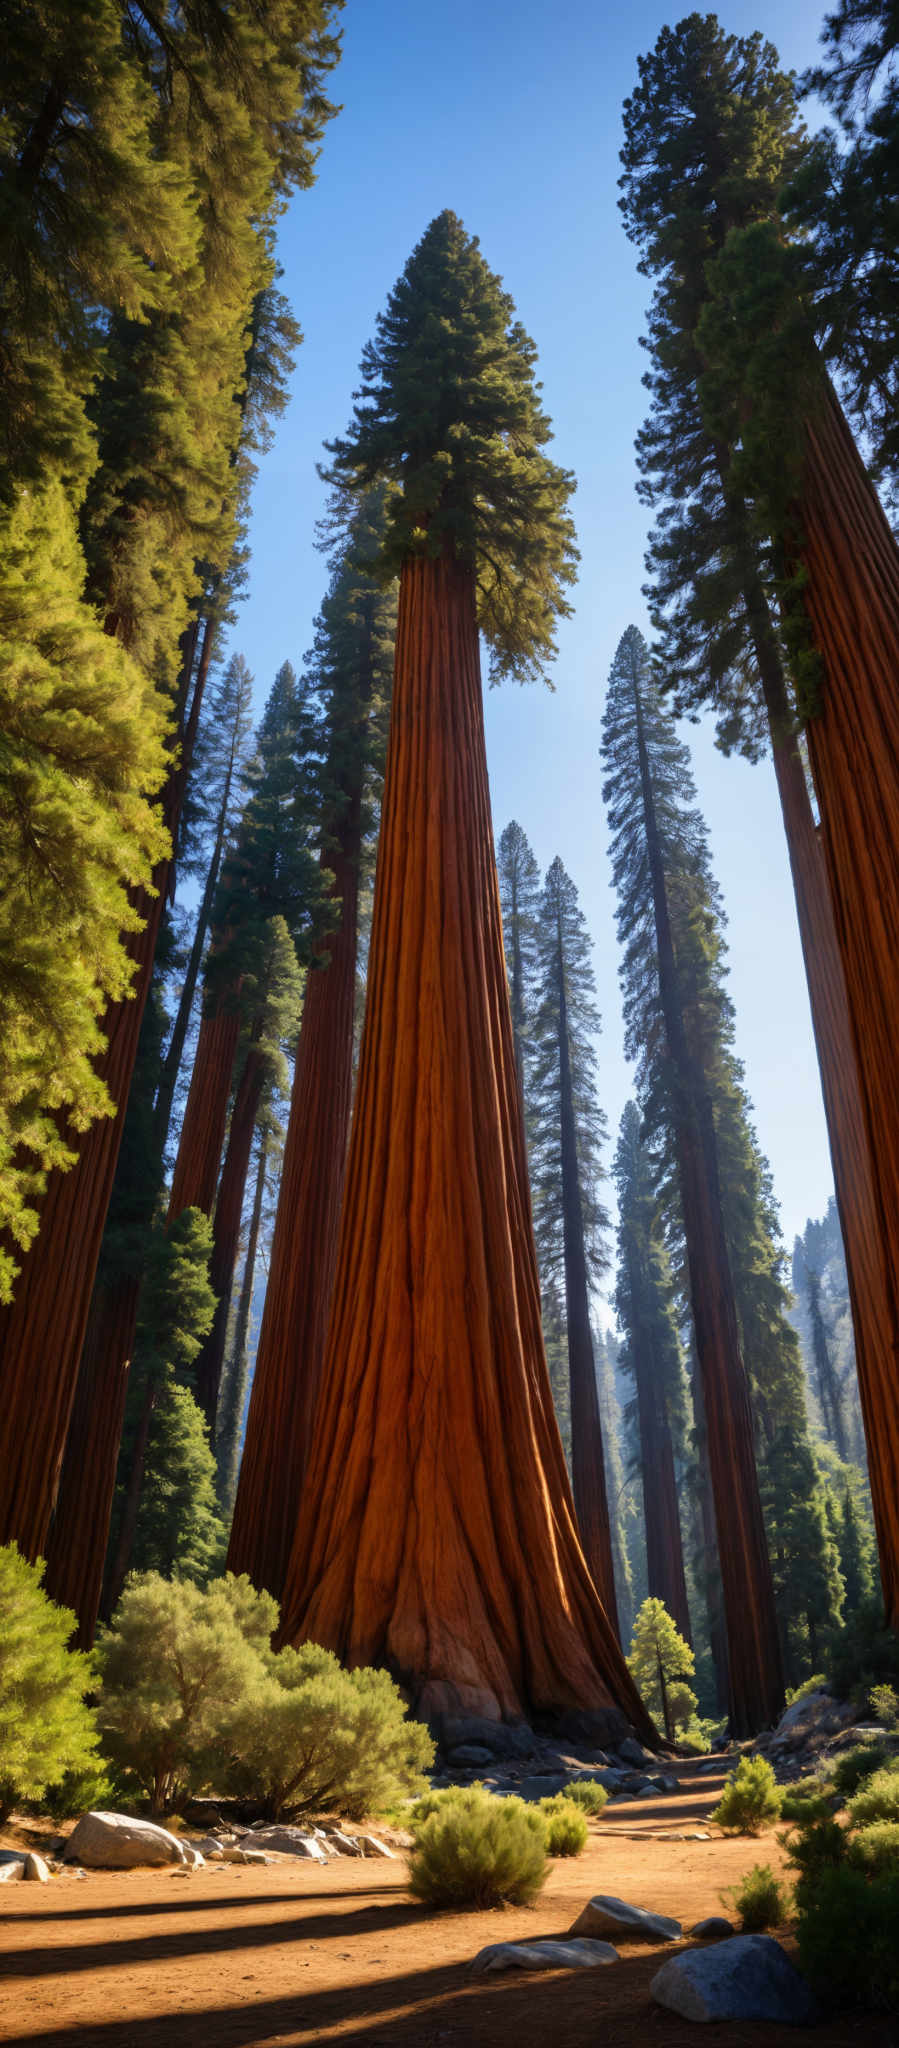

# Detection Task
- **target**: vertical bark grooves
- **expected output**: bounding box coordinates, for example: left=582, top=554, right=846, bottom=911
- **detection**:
left=228, top=837, right=360, bottom=1598
left=793, top=381, right=899, bottom=1624
left=626, top=1252, right=692, bottom=1644
left=276, top=551, right=654, bottom=1739
left=555, top=933, right=619, bottom=1631
left=633, top=678, right=783, bottom=1734
left=166, top=1001, right=241, bottom=1223
left=43, top=1274, right=140, bottom=1644
left=195, top=1045, right=265, bottom=1431
left=218, top=1129, right=269, bottom=1515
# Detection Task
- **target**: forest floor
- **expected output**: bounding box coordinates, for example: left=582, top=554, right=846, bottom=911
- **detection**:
left=0, top=1762, right=888, bottom=2048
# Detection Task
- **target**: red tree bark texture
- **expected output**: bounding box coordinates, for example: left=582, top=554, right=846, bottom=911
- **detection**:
left=791, top=381, right=899, bottom=1627
left=194, top=1044, right=265, bottom=1430
left=166, top=999, right=242, bottom=1225
left=275, top=551, right=656, bottom=1741
left=42, top=1273, right=139, bottom=1646
left=228, top=836, right=360, bottom=1598
left=632, top=681, right=784, bottom=1735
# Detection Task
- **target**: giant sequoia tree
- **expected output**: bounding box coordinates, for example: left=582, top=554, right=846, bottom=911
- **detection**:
left=228, top=492, right=396, bottom=1599
left=275, top=213, right=652, bottom=1738
left=528, top=857, right=618, bottom=1626
left=602, top=625, right=783, bottom=1733
left=620, top=12, right=899, bottom=1625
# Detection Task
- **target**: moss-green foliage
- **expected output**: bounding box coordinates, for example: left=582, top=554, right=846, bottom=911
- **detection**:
left=726, top=1862, right=790, bottom=1931
left=828, top=1599, right=899, bottom=1703
left=711, top=1755, right=781, bottom=1835
left=538, top=1796, right=589, bottom=1856
left=847, top=1761, right=899, bottom=1828
left=848, top=1821, right=899, bottom=1878
left=0, top=1544, right=102, bottom=1821
left=796, top=1865, right=899, bottom=2012
left=324, top=210, right=577, bottom=685
left=408, top=1789, right=548, bottom=1909
left=831, top=1742, right=893, bottom=1800
left=627, top=1597, right=697, bottom=1739
left=779, top=1779, right=836, bottom=1824
left=869, top=1684, right=899, bottom=1729
left=561, top=1779, right=608, bottom=1816
left=98, top=1573, right=433, bottom=1819
left=785, top=1674, right=828, bottom=1707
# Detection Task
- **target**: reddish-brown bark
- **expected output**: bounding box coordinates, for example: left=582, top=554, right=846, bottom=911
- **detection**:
left=625, top=1245, right=692, bottom=1646
left=275, top=551, right=655, bottom=1740
left=228, top=837, right=360, bottom=1598
left=166, top=999, right=241, bottom=1225
left=42, top=1273, right=139, bottom=1644
left=788, top=382, right=899, bottom=1627
left=195, top=1045, right=265, bottom=1431
left=632, top=679, right=783, bottom=1735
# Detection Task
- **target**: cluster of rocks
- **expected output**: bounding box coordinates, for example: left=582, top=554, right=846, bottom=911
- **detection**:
left=431, top=1715, right=682, bottom=1803
left=750, top=1686, right=869, bottom=1783
left=471, top=1890, right=817, bottom=2025
left=22, top=1808, right=400, bottom=1877
left=0, top=1849, right=51, bottom=1884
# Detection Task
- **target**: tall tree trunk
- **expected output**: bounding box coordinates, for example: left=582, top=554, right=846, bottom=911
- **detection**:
left=784, top=379, right=899, bottom=1626
left=195, top=1045, right=266, bottom=1431
left=102, top=1376, right=158, bottom=1620
left=632, top=679, right=783, bottom=1734
left=43, top=1272, right=140, bottom=1645
left=691, top=1376, right=730, bottom=1714
left=626, top=1253, right=692, bottom=1644
left=217, top=1130, right=269, bottom=1516
left=554, top=929, right=619, bottom=1632
left=275, top=549, right=655, bottom=1741
left=166, top=999, right=241, bottom=1223
left=0, top=621, right=210, bottom=1562
left=153, top=741, right=236, bottom=1161
left=228, top=835, right=361, bottom=1598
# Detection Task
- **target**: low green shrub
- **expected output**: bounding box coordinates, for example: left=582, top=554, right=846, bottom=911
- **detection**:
left=225, top=1645, right=434, bottom=1820
left=869, top=1684, right=899, bottom=1730
left=407, top=1787, right=478, bottom=1832
left=560, top=1778, right=608, bottom=1816
left=0, top=1543, right=102, bottom=1822
left=830, top=1741, right=892, bottom=1801
left=848, top=1821, right=899, bottom=1877
left=711, top=1755, right=781, bottom=1835
left=725, top=1862, right=790, bottom=1931
left=847, top=1759, right=899, bottom=1828
left=779, top=1778, right=835, bottom=1825
left=42, top=1757, right=117, bottom=1820
left=408, top=1789, right=547, bottom=1908
left=783, top=1815, right=849, bottom=1897
left=538, top=1797, right=588, bottom=1856
left=785, top=1674, right=827, bottom=1708
left=796, top=1865, right=899, bottom=2012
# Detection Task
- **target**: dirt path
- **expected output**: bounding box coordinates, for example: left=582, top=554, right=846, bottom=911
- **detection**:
left=0, top=1765, right=886, bottom=2047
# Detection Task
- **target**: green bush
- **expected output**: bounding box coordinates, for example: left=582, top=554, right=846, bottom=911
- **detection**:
left=784, top=1674, right=827, bottom=1707
left=726, top=1862, right=790, bottom=1931
left=779, top=1778, right=835, bottom=1825
left=224, top=1644, right=434, bottom=1820
left=796, top=1864, right=899, bottom=2011
left=783, top=1815, right=850, bottom=1897
left=847, top=1760, right=899, bottom=1828
left=848, top=1821, right=899, bottom=1878
left=408, top=1788, right=547, bottom=1908
left=560, top=1778, right=608, bottom=1816
left=828, top=1601, right=899, bottom=1703
left=538, top=1796, right=588, bottom=1856
left=830, top=1741, right=893, bottom=1801
left=711, top=1755, right=781, bottom=1835
left=869, top=1684, right=899, bottom=1730
left=42, top=1756, right=117, bottom=1820
left=0, top=1543, right=102, bottom=1822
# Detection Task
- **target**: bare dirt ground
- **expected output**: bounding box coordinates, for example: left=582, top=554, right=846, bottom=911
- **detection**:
left=0, top=1763, right=889, bottom=2048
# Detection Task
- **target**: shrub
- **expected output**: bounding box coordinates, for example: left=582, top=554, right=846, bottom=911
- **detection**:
left=796, top=1864, right=899, bottom=2011
left=783, top=1815, right=849, bottom=1898
left=711, top=1755, right=781, bottom=1835
left=869, top=1683, right=899, bottom=1730
left=0, top=1543, right=102, bottom=1822
left=224, top=1645, right=434, bottom=1820
left=779, top=1778, right=835, bottom=1825
left=408, top=1789, right=547, bottom=1908
left=848, top=1821, right=899, bottom=1878
left=785, top=1673, right=827, bottom=1707
left=538, top=1797, right=588, bottom=1856
left=847, top=1760, right=899, bottom=1828
left=560, top=1778, right=608, bottom=1816
left=830, top=1741, right=892, bottom=1801
left=42, top=1757, right=117, bottom=1820
left=726, top=1862, right=790, bottom=1931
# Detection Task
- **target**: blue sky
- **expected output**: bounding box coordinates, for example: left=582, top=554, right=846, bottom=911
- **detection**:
left=222, top=0, right=837, bottom=1292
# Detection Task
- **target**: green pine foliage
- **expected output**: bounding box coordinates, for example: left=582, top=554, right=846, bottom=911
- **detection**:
left=0, top=1543, right=102, bottom=1821
left=224, top=1645, right=434, bottom=1822
left=496, top=819, right=542, bottom=1096
left=613, top=1103, right=691, bottom=1551
left=627, top=1597, right=697, bottom=1741
left=847, top=1761, right=899, bottom=1828
left=408, top=1788, right=548, bottom=1908
left=324, top=209, right=577, bottom=683
left=788, top=1793, right=899, bottom=2010
left=848, top=1821, right=899, bottom=1877
left=726, top=1862, right=791, bottom=1931
left=529, top=856, right=609, bottom=1293
left=538, top=1796, right=589, bottom=1856
left=595, top=1326, right=637, bottom=1641
left=712, top=1755, right=782, bottom=1836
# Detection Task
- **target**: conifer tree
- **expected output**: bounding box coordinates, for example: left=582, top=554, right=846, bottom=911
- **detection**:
left=276, top=214, right=652, bottom=1739
left=619, top=12, right=896, bottom=1633
left=613, top=1101, right=692, bottom=1645
left=602, top=624, right=782, bottom=1733
left=497, top=821, right=541, bottom=1100
left=595, top=1327, right=636, bottom=1644
left=216, top=1119, right=275, bottom=1518
left=529, top=856, right=617, bottom=1625
left=627, top=1597, right=698, bottom=1743
left=229, top=491, right=396, bottom=1598
left=840, top=1485, right=875, bottom=1614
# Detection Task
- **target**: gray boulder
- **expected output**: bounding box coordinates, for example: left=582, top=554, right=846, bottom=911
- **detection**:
left=0, top=1856, right=25, bottom=1882
left=617, top=1737, right=656, bottom=1768
left=689, top=1917, right=735, bottom=1940
left=448, top=1744, right=495, bottom=1766
left=65, top=1812, right=189, bottom=1869
left=23, top=1852, right=51, bottom=1883
left=240, top=1826, right=327, bottom=1862
left=570, top=1894, right=682, bottom=1943
left=651, top=1935, right=818, bottom=2024
left=325, top=1830, right=364, bottom=1857
left=471, top=1939, right=619, bottom=1974
left=514, top=1774, right=567, bottom=1802
left=439, top=1716, right=537, bottom=1760
left=358, top=1834, right=396, bottom=1859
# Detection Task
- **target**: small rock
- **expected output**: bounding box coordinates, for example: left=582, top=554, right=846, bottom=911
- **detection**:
left=617, top=1737, right=656, bottom=1768
left=570, top=1894, right=682, bottom=1944
left=652, top=1775, right=681, bottom=1793
left=23, top=1853, right=50, bottom=1883
left=514, top=1774, right=567, bottom=1802
left=471, top=1939, right=619, bottom=1974
left=437, top=1715, right=537, bottom=1760
left=180, top=1845, right=205, bottom=1869
left=448, top=1744, right=495, bottom=1766
left=65, top=1812, right=189, bottom=1869
left=325, top=1830, right=365, bottom=1857
left=358, top=1835, right=396, bottom=1859
left=190, top=1838, right=225, bottom=1860
left=689, top=1917, right=735, bottom=1940
left=650, top=1935, right=818, bottom=2024
left=240, top=1827, right=327, bottom=1861
left=0, top=1858, right=25, bottom=1883
left=221, top=1844, right=269, bottom=1864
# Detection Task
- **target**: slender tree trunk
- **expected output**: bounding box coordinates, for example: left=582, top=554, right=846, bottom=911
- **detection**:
left=166, top=999, right=241, bottom=1223
left=0, top=621, right=211, bottom=1561
left=217, top=1131, right=269, bottom=1516
left=153, top=754, right=236, bottom=1161
left=555, top=930, right=619, bottom=1632
left=102, top=1377, right=158, bottom=1620
left=275, top=549, right=655, bottom=1741
left=691, top=1390, right=729, bottom=1714
left=42, top=1272, right=140, bottom=1645
left=626, top=1253, right=692, bottom=1644
left=783, top=379, right=899, bottom=1625
left=195, top=1046, right=265, bottom=1431
left=632, top=679, right=783, bottom=1734
left=228, top=836, right=361, bottom=1597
